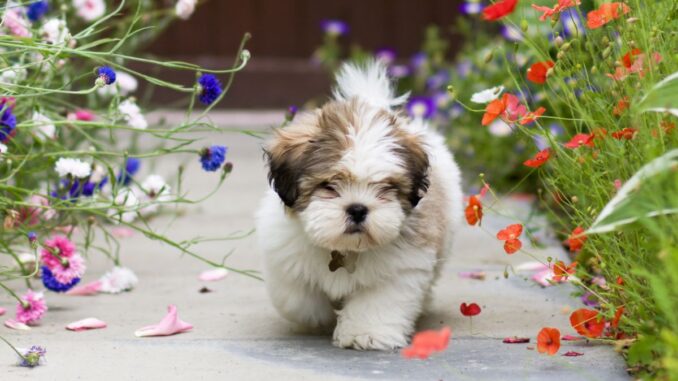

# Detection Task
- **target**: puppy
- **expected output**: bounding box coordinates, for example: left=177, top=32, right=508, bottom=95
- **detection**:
left=256, top=61, right=463, bottom=350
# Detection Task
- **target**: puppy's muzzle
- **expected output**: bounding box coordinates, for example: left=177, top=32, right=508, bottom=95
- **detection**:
left=345, top=203, right=368, bottom=234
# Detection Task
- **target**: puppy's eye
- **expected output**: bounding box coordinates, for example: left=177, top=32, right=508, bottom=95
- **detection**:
left=377, top=184, right=398, bottom=200
left=317, top=182, right=339, bottom=198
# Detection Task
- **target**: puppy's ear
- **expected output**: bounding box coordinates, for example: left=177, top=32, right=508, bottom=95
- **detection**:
left=264, top=127, right=313, bottom=208
left=399, top=136, right=430, bottom=208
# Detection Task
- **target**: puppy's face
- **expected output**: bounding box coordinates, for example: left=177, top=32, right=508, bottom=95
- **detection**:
left=265, top=99, right=429, bottom=252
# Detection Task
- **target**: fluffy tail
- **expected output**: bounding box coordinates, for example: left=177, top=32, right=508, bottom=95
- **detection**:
left=332, top=60, right=409, bottom=110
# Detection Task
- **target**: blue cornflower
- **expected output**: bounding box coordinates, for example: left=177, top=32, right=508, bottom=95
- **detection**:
left=18, top=346, right=46, bottom=368
left=197, top=74, right=223, bottom=105
left=26, top=1, right=49, bottom=22
left=200, top=145, right=227, bottom=172
left=28, top=231, right=37, bottom=242
left=41, top=266, right=80, bottom=292
left=460, top=1, right=484, bottom=15
left=285, top=105, right=298, bottom=121
left=117, top=158, right=140, bottom=186
left=0, top=105, right=17, bottom=143
left=97, top=66, right=117, bottom=85
left=560, top=9, right=585, bottom=38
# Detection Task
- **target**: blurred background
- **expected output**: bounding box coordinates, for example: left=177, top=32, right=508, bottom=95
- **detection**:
left=147, top=0, right=465, bottom=108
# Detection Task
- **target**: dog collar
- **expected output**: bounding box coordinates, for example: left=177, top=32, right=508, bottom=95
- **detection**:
left=329, top=250, right=358, bottom=273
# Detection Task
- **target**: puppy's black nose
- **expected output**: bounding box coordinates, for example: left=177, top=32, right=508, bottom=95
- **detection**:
left=346, top=203, right=368, bottom=224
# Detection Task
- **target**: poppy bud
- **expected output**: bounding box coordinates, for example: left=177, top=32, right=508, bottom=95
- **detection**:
left=571, top=196, right=579, bottom=203
left=560, top=42, right=571, bottom=52
left=222, top=162, right=234, bottom=174
left=554, top=36, right=564, bottom=48
left=520, top=19, right=529, bottom=33
left=602, top=47, right=612, bottom=59
left=601, top=36, right=610, bottom=45
left=547, top=256, right=552, bottom=263
left=626, top=17, right=638, bottom=24
left=484, top=50, right=494, bottom=63
left=550, top=17, right=558, bottom=27
left=557, top=51, right=565, bottom=60
left=591, top=66, right=598, bottom=74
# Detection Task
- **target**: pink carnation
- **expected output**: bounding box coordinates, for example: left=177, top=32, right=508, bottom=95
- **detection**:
left=2, top=9, right=31, bottom=38
left=16, top=290, right=47, bottom=325
left=47, top=253, right=86, bottom=284
left=40, top=235, right=76, bottom=269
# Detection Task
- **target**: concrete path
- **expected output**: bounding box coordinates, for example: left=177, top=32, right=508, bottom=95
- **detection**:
left=0, top=111, right=629, bottom=380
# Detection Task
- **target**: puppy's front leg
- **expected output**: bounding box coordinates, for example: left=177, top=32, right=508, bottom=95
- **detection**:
left=266, top=270, right=336, bottom=330
left=333, top=269, right=433, bottom=350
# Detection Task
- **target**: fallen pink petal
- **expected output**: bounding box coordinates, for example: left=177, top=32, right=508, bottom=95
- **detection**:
left=111, top=227, right=135, bottom=238
left=515, top=262, right=549, bottom=272
left=66, top=318, right=107, bottom=331
left=0, top=307, right=5, bottom=316
left=134, top=305, right=193, bottom=337
left=4, top=319, right=31, bottom=331
left=532, top=268, right=555, bottom=287
left=198, top=268, right=229, bottom=282
left=66, top=280, right=102, bottom=296
left=458, top=271, right=486, bottom=280
left=503, top=336, right=530, bottom=344
left=563, top=351, right=584, bottom=357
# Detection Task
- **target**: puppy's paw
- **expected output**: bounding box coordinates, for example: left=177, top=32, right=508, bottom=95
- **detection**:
left=332, top=324, right=408, bottom=351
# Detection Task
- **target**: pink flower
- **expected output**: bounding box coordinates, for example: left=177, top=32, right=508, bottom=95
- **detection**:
left=47, top=253, right=86, bottom=284
left=134, top=305, right=193, bottom=337
left=16, top=290, right=47, bottom=325
left=40, top=235, right=76, bottom=269
left=2, top=9, right=31, bottom=38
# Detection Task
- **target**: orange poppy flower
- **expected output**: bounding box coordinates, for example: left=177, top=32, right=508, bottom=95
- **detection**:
left=612, top=97, right=629, bottom=116
left=497, top=224, right=523, bottom=254
left=570, top=308, right=606, bottom=338
left=460, top=302, right=482, bottom=317
left=520, top=107, right=547, bottom=125
left=532, top=0, right=581, bottom=21
left=482, top=95, right=508, bottom=125
left=611, top=307, right=624, bottom=329
left=586, top=2, right=631, bottom=29
left=552, top=261, right=577, bottom=282
left=465, top=195, right=483, bottom=226
left=523, top=148, right=551, bottom=168
left=401, top=327, right=452, bottom=359
left=527, top=61, right=555, bottom=84
left=483, top=0, right=519, bottom=21
left=567, top=226, right=587, bottom=252
left=537, top=327, right=561, bottom=355
left=611, top=127, right=638, bottom=140
left=564, top=133, right=595, bottom=149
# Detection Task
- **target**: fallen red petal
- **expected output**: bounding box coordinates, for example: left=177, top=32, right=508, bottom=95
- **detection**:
left=503, top=336, right=530, bottom=344
left=563, top=351, right=584, bottom=357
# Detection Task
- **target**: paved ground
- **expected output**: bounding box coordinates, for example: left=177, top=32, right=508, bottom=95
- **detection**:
left=0, top=111, right=629, bottom=380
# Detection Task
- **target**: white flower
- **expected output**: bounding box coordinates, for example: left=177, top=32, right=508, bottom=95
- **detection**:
left=0, top=143, right=6, bottom=155
left=118, top=99, right=148, bottom=130
left=111, top=188, right=140, bottom=223
left=89, top=163, right=107, bottom=184
left=54, top=158, right=91, bottom=178
left=97, top=71, right=138, bottom=97
left=99, top=266, right=138, bottom=294
left=73, top=0, right=106, bottom=22
left=32, top=111, right=56, bottom=140
left=470, top=86, right=505, bottom=104
left=0, top=65, right=28, bottom=85
left=175, top=0, right=197, bottom=20
left=139, top=174, right=171, bottom=215
left=41, top=19, right=70, bottom=45
left=488, top=119, right=513, bottom=137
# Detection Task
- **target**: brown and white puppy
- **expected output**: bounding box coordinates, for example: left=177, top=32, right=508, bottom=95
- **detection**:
left=256, top=61, right=463, bottom=350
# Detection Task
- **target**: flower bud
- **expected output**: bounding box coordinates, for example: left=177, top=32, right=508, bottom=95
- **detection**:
left=554, top=36, right=564, bottom=48
left=484, top=50, right=494, bottom=63
left=520, top=19, right=529, bottom=32
left=222, top=162, right=234, bottom=174
left=557, top=51, right=565, bottom=60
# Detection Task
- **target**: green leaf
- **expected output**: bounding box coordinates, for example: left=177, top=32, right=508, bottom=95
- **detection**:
left=638, top=71, right=678, bottom=116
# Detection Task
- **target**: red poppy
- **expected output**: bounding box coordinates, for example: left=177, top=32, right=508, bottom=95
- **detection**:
left=460, top=302, right=482, bottom=317
left=616, top=276, right=624, bottom=285
left=520, top=107, right=547, bottom=125
left=612, top=97, right=629, bottom=116
left=465, top=195, right=483, bottom=226
left=483, top=0, right=519, bottom=21
left=497, top=224, right=523, bottom=254
left=586, top=2, right=631, bottom=29
left=532, top=0, right=581, bottom=21
left=611, top=127, right=638, bottom=140
left=523, top=148, right=551, bottom=168
left=537, top=327, right=561, bottom=355
left=401, top=327, right=451, bottom=359
left=564, top=133, right=595, bottom=149
left=622, top=48, right=643, bottom=68
left=553, top=261, right=577, bottom=282
left=611, top=307, right=625, bottom=329
left=527, top=61, right=555, bottom=84
left=482, top=95, right=508, bottom=125
left=570, top=309, right=606, bottom=338
left=567, top=226, right=587, bottom=252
